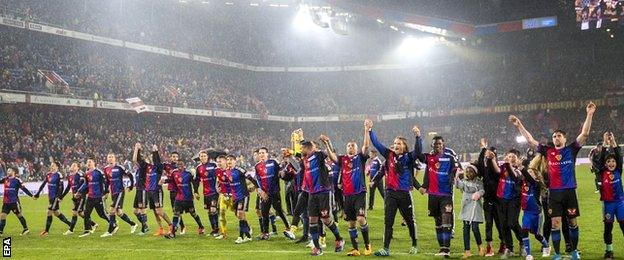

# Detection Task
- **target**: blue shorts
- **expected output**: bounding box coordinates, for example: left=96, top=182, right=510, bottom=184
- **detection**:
left=521, top=211, right=542, bottom=234
left=603, top=200, right=624, bottom=223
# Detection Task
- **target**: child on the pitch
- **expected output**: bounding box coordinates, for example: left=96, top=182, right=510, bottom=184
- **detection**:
left=597, top=132, right=624, bottom=260
left=520, top=157, right=550, bottom=260
left=455, top=164, right=485, bottom=259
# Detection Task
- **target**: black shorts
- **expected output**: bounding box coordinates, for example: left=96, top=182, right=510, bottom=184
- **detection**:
left=548, top=189, right=580, bottom=218
left=48, top=198, right=61, bottom=211
left=344, top=193, right=366, bottom=221
left=255, top=194, right=261, bottom=211
left=72, top=197, right=86, bottom=212
left=204, top=194, right=219, bottom=210
left=428, top=195, right=453, bottom=217
left=308, top=192, right=332, bottom=218
left=147, top=189, right=164, bottom=209
left=174, top=200, right=196, bottom=214
left=234, top=197, right=250, bottom=213
left=133, top=190, right=147, bottom=209
left=111, top=192, right=125, bottom=209
left=2, top=202, right=22, bottom=214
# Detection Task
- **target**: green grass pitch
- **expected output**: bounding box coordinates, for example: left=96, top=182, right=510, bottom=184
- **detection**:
left=3, top=165, right=622, bottom=259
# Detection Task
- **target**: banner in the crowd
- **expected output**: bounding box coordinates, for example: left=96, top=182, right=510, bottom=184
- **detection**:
left=380, top=112, right=407, bottom=121
left=97, top=100, right=133, bottom=111
left=297, top=116, right=340, bottom=122
left=125, top=97, right=149, bottom=113
left=338, top=114, right=367, bottom=121
left=0, top=17, right=25, bottom=28
left=266, top=115, right=296, bottom=122
left=147, top=105, right=171, bottom=114
left=30, top=95, right=94, bottom=108
left=0, top=93, right=26, bottom=103
left=171, top=107, right=213, bottom=117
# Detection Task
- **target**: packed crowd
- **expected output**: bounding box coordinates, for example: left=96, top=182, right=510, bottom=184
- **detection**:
left=2, top=24, right=623, bottom=116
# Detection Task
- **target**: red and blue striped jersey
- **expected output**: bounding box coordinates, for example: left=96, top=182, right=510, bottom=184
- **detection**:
left=134, top=168, right=145, bottom=191
left=370, top=131, right=417, bottom=192
left=422, top=153, right=456, bottom=196
left=599, top=146, right=623, bottom=202
left=496, top=163, right=520, bottom=200
left=338, top=153, right=369, bottom=196
left=103, top=164, right=131, bottom=195
left=2, top=177, right=30, bottom=203
left=520, top=170, right=541, bottom=212
left=172, top=169, right=195, bottom=201
left=196, top=162, right=217, bottom=196
left=368, top=157, right=382, bottom=181
left=229, top=167, right=249, bottom=201
left=301, top=151, right=331, bottom=194
left=537, top=141, right=581, bottom=190
left=36, top=172, right=64, bottom=199
left=216, top=168, right=230, bottom=195
left=79, top=169, right=108, bottom=199
left=600, top=169, right=624, bottom=202
left=164, top=162, right=177, bottom=191
left=137, top=151, right=163, bottom=192
left=68, top=171, right=84, bottom=194
left=330, top=162, right=340, bottom=189
left=255, top=159, right=281, bottom=194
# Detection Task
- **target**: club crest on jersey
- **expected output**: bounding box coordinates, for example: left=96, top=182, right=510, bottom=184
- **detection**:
left=523, top=185, right=529, bottom=192
left=555, top=154, right=562, bottom=161
left=609, top=173, right=615, bottom=181
left=435, top=162, right=440, bottom=169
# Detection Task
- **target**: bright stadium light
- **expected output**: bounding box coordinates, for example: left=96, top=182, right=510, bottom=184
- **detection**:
left=396, top=36, right=436, bottom=56
left=293, top=4, right=315, bottom=31
left=516, top=135, right=527, bottom=143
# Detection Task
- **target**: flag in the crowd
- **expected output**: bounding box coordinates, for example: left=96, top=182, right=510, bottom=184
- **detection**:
left=125, top=97, right=148, bottom=113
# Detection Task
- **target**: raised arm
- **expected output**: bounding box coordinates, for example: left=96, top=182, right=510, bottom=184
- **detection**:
left=132, top=143, right=141, bottom=164
left=362, top=122, right=370, bottom=154
left=319, top=135, right=338, bottom=163
left=365, top=119, right=389, bottom=158
left=576, top=102, right=596, bottom=146
left=476, top=138, right=487, bottom=177
left=412, top=126, right=425, bottom=162
left=509, top=115, right=539, bottom=149
left=485, top=150, right=501, bottom=174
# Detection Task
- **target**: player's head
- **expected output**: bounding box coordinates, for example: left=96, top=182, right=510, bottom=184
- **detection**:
left=392, top=136, right=409, bottom=154
left=505, top=149, right=521, bottom=165
left=258, top=147, right=269, bottom=162
left=551, top=129, right=567, bottom=148
left=345, top=140, right=358, bottom=156
left=216, top=155, right=227, bottom=169
left=107, top=152, right=116, bottom=165
left=86, top=157, right=96, bottom=169
left=252, top=149, right=260, bottom=162
left=465, top=164, right=478, bottom=180
left=605, top=154, right=618, bottom=171
left=176, top=160, right=186, bottom=170
left=199, top=150, right=209, bottom=164
left=49, top=159, right=60, bottom=172
left=432, top=136, right=445, bottom=154
left=7, top=166, right=18, bottom=177
left=170, top=151, right=179, bottom=163
left=226, top=155, right=237, bottom=168
left=369, top=150, right=378, bottom=158
left=70, top=162, right=80, bottom=173
left=301, top=141, right=314, bottom=156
